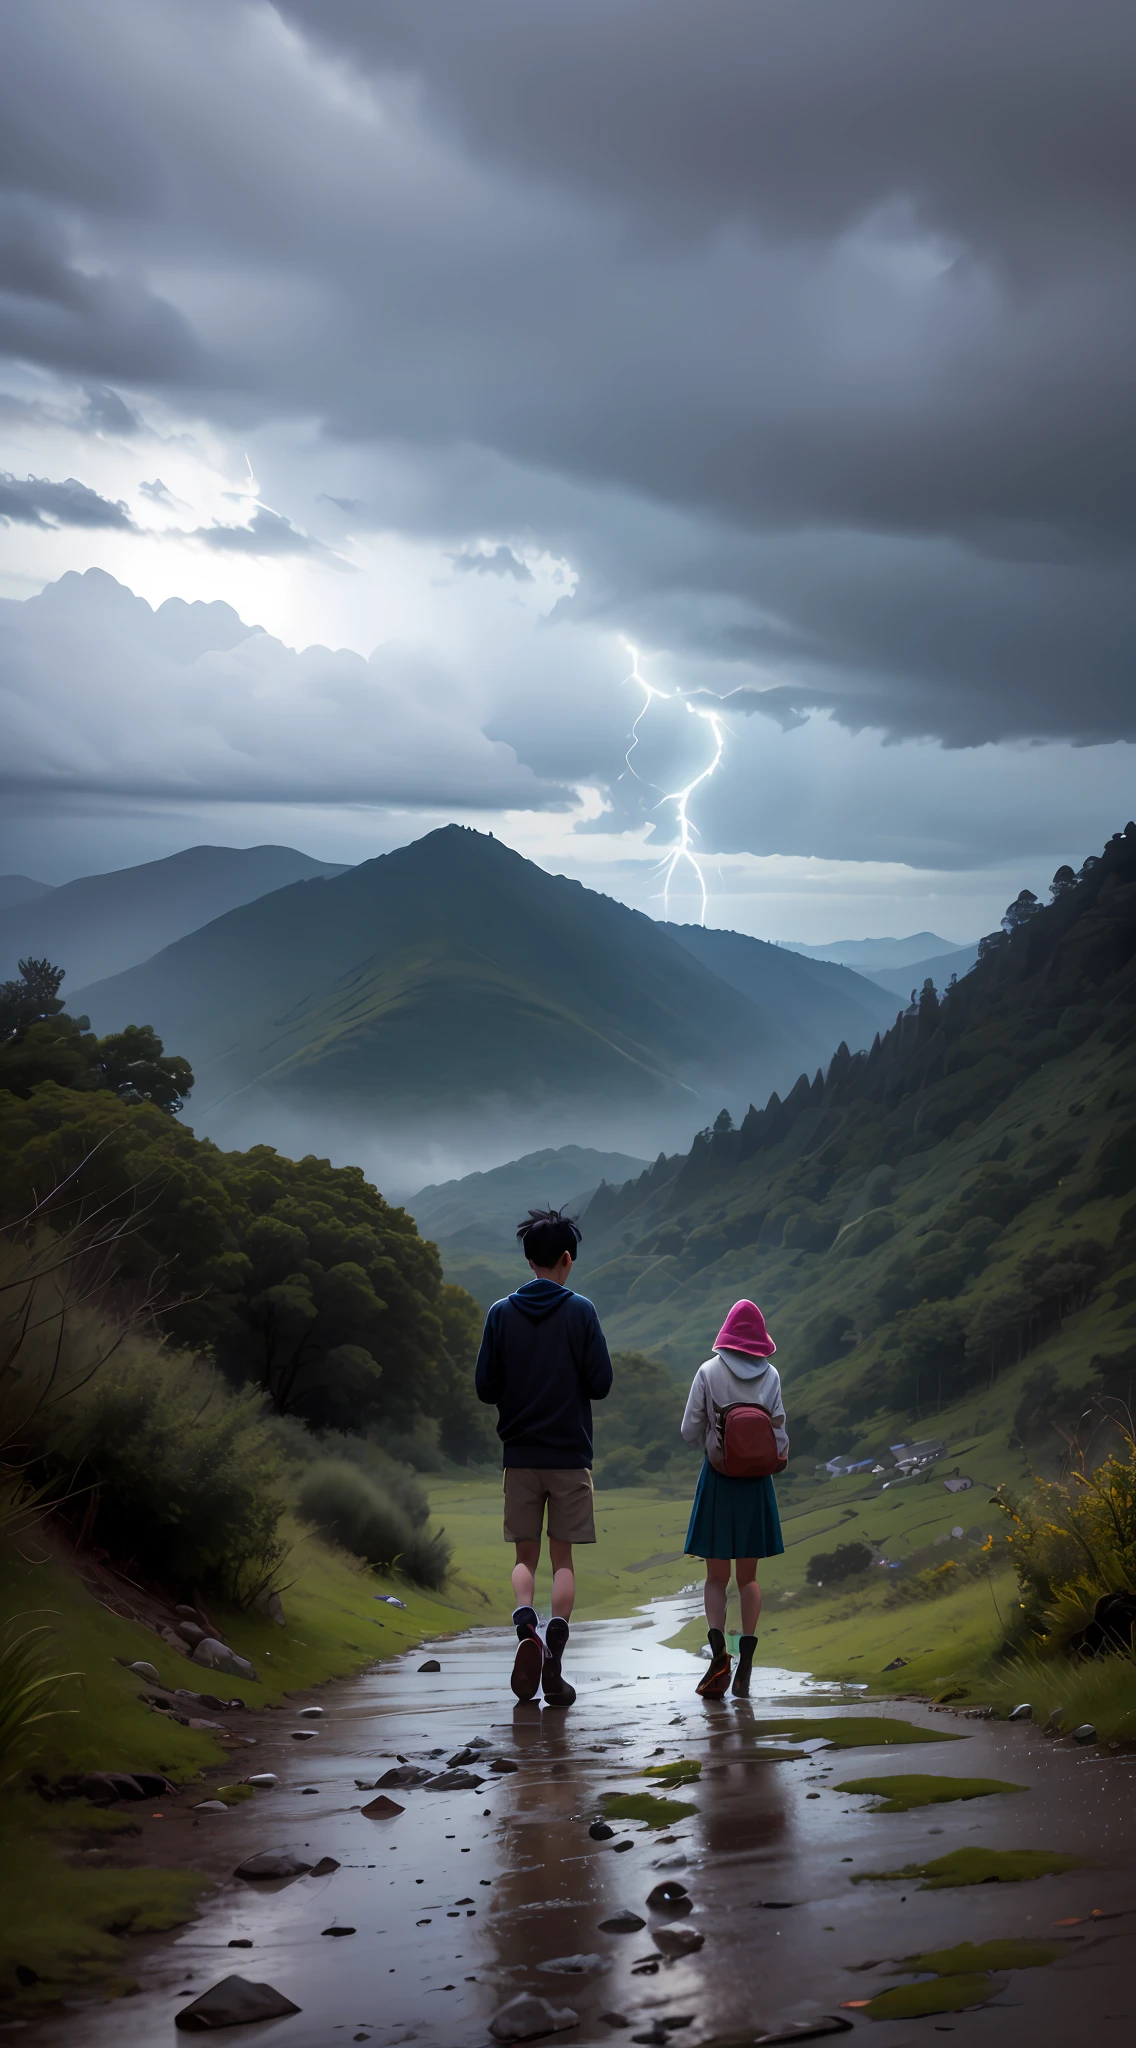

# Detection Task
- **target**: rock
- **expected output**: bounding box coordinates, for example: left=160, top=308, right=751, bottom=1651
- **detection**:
left=191, top=1639, right=258, bottom=1683
left=418, top=1659, right=441, bottom=1673
left=613, top=1840, right=634, bottom=1853
left=291, top=1731, right=317, bottom=1740
left=227, top=1940, right=252, bottom=1948
left=178, top=1622, right=206, bottom=1646
left=234, top=1850, right=314, bottom=1880
left=448, top=1747, right=478, bottom=1766
left=490, top=1757, right=519, bottom=1773
left=252, top=1589, right=286, bottom=1626
left=646, top=1881, right=690, bottom=1911
left=538, top=1954, right=607, bottom=1975
left=377, top=1765, right=434, bottom=1787
left=193, top=1800, right=230, bottom=1813
left=310, top=1857, right=340, bottom=1876
left=1073, top=1722, right=1097, bottom=1743
left=175, top=1604, right=201, bottom=1621
left=1047, top=1707, right=1063, bottom=1730
left=426, top=1768, right=485, bottom=1790
left=489, top=1992, right=580, bottom=2042
left=299, top=1706, right=323, bottom=1718
left=883, top=1657, right=907, bottom=1671
left=128, top=1660, right=161, bottom=1682
left=465, top=1735, right=494, bottom=1748
left=374, top=1594, right=407, bottom=1608
left=247, top=1773, right=278, bottom=1789
left=174, top=1974, right=301, bottom=2030
left=589, top=1821, right=615, bottom=1840
left=652, top=1927, right=704, bottom=1958
left=599, top=2017, right=631, bottom=2031
left=361, top=1794, right=405, bottom=1818
left=321, top=1926, right=355, bottom=1937
left=79, top=1771, right=145, bottom=1802
left=1008, top=1702, right=1033, bottom=1721
left=599, top=1911, right=646, bottom=1933
left=651, top=1853, right=688, bottom=1870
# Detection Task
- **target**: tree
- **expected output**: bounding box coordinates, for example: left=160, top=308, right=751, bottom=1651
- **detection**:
left=1002, top=889, right=1040, bottom=935
left=0, top=959, right=66, bottom=1040
left=93, top=1024, right=194, bottom=1114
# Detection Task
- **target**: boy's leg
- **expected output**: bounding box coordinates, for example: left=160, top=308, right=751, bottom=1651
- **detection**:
left=503, top=1472, right=547, bottom=1699
left=548, top=1537, right=575, bottom=1620
left=511, top=1540, right=540, bottom=1612
left=731, top=1558, right=761, bottom=1697
left=696, top=1558, right=732, bottom=1697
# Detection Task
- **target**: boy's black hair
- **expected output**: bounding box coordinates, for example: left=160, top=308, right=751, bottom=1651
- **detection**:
left=517, top=1207, right=582, bottom=1268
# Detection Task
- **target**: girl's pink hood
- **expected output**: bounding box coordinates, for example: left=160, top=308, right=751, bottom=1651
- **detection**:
left=714, top=1298, right=776, bottom=1358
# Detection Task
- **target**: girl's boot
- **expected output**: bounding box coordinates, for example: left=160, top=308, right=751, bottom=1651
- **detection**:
left=731, top=1635, right=757, bottom=1697
left=695, top=1627, right=732, bottom=1698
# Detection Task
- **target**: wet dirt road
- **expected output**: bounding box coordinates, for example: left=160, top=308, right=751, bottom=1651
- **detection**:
left=25, top=1597, right=1136, bottom=2047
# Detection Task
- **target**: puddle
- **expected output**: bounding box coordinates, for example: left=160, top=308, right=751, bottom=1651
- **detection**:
left=17, top=1595, right=1136, bottom=2046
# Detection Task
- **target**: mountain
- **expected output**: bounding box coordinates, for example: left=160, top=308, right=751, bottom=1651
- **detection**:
left=75, top=826, right=897, bottom=1160
left=665, top=923, right=897, bottom=1062
left=0, top=844, right=349, bottom=989
left=577, top=826, right=1136, bottom=1469
left=866, top=940, right=981, bottom=1000
left=411, top=1144, right=649, bottom=1246
left=0, top=875, right=54, bottom=916
left=778, top=931, right=966, bottom=970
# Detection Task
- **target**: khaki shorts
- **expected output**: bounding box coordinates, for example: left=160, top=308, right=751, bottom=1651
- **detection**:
left=503, top=1467, right=596, bottom=1545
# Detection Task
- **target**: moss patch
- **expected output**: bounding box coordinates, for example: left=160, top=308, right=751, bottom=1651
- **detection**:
left=862, top=1973, right=1002, bottom=2020
left=749, top=1715, right=957, bottom=1749
left=643, top=1759, right=701, bottom=1786
left=854, top=1847, right=1084, bottom=1889
left=602, top=1791, right=698, bottom=1827
left=893, top=1938, right=1060, bottom=1976
left=835, top=1773, right=1027, bottom=1812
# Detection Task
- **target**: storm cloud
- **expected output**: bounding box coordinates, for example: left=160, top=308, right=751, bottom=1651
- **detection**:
left=0, top=0, right=1134, bottom=898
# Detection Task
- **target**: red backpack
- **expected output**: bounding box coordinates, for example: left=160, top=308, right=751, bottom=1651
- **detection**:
left=712, top=1401, right=787, bottom=1478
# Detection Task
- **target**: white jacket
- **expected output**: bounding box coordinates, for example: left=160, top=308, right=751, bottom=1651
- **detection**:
left=680, top=1350, right=789, bottom=1469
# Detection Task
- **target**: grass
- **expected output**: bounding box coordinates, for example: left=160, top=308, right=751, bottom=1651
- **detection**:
left=747, top=1715, right=957, bottom=1748
left=893, top=1938, right=1061, bottom=1975
left=834, top=1773, right=1027, bottom=1811
left=853, top=1847, right=1084, bottom=1889
left=0, top=1833, right=205, bottom=2007
left=855, top=1974, right=1003, bottom=2021
left=601, top=1791, right=698, bottom=1827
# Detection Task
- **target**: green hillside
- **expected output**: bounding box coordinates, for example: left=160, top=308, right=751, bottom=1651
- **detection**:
left=581, top=826, right=1136, bottom=1480
left=75, top=827, right=894, bottom=1149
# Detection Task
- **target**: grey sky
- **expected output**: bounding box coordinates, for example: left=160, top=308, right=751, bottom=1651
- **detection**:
left=0, top=0, right=1133, bottom=931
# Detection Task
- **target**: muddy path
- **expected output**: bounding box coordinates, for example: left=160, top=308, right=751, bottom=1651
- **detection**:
left=23, top=1597, right=1136, bottom=2046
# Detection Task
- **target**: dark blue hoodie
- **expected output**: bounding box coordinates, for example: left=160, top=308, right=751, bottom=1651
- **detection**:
left=474, top=1279, right=614, bottom=1468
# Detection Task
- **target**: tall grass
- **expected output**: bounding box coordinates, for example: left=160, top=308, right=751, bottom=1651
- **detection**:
left=0, top=1620, right=76, bottom=1783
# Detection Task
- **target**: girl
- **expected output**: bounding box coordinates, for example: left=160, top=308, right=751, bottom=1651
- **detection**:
left=680, top=1299, right=788, bottom=1698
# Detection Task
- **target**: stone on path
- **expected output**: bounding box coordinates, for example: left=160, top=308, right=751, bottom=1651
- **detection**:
left=361, top=1794, right=405, bottom=1818
left=489, top=1992, right=580, bottom=2042
left=377, top=1764, right=434, bottom=1787
left=1073, top=1723, right=1097, bottom=1743
left=191, top=1638, right=258, bottom=1683
left=599, top=1911, right=646, bottom=1933
left=646, top=1880, right=690, bottom=1911
left=247, top=1773, right=277, bottom=1789
left=589, top=1821, right=615, bottom=1840
left=193, top=1799, right=230, bottom=1813
left=1008, top=1703, right=1033, bottom=1721
left=128, top=1661, right=160, bottom=1682
left=426, top=1767, right=485, bottom=1790
left=418, top=1659, right=441, bottom=1672
left=299, top=1706, right=324, bottom=1718
left=174, top=1974, right=301, bottom=2030
left=652, top=1926, right=704, bottom=1957
left=233, top=1849, right=315, bottom=1880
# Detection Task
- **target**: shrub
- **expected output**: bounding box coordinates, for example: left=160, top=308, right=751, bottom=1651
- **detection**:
left=296, top=1460, right=451, bottom=1589
left=995, top=1417, right=1136, bottom=1649
left=805, top=1540, right=873, bottom=1585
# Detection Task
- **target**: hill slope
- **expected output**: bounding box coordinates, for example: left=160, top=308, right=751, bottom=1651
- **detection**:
left=0, top=874, right=54, bottom=915
left=582, top=826, right=1136, bottom=1468
left=868, top=940, right=981, bottom=1000
left=75, top=828, right=894, bottom=1158
left=666, top=922, right=897, bottom=1063
left=411, top=1144, right=649, bottom=1246
left=0, top=844, right=348, bottom=987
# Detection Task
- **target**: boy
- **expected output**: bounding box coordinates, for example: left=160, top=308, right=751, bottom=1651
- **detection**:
left=474, top=1206, right=613, bottom=1705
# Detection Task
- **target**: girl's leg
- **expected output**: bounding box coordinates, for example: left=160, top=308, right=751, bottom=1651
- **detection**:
left=511, top=1539, right=541, bottom=1611
left=696, top=1559, right=733, bottom=1697
left=704, top=1558, right=731, bottom=1633
left=736, top=1558, right=762, bottom=1635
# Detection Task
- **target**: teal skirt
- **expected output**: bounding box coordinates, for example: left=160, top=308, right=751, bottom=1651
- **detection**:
left=684, top=1458, right=784, bottom=1561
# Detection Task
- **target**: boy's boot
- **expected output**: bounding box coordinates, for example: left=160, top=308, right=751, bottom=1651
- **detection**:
left=731, top=1635, right=758, bottom=1697
left=541, top=1616, right=576, bottom=1706
left=510, top=1606, right=543, bottom=1701
left=695, top=1627, right=732, bottom=1698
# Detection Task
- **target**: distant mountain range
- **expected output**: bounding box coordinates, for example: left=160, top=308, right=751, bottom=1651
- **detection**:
left=665, top=924, right=896, bottom=1061
left=75, top=826, right=898, bottom=1157
left=0, top=874, right=55, bottom=916
left=866, top=941, right=981, bottom=1000
left=777, top=929, right=980, bottom=1003
left=0, top=844, right=348, bottom=989
left=411, top=1144, right=649, bottom=1246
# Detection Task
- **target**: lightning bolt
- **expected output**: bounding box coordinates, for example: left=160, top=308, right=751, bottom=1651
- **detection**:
left=620, top=640, right=726, bottom=926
